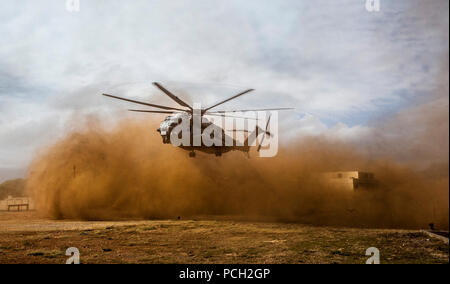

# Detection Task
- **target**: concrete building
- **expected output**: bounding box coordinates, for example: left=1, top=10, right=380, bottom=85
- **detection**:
left=322, top=171, right=377, bottom=191
left=0, top=196, right=35, bottom=211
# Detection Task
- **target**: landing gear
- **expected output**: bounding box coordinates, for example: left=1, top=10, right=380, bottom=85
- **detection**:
left=215, top=151, right=222, bottom=157
left=189, top=151, right=196, bottom=158
left=162, top=136, right=170, bottom=144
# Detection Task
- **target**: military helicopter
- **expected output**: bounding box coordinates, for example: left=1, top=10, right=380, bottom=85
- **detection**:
left=103, top=82, right=292, bottom=157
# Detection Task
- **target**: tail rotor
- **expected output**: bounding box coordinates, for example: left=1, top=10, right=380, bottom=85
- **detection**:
left=257, top=114, right=272, bottom=152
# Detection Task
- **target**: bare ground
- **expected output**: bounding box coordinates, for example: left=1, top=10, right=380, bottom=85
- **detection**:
left=0, top=211, right=448, bottom=264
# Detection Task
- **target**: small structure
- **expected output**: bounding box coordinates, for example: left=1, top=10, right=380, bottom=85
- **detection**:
left=322, top=171, right=377, bottom=191
left=5, top=196, right=30, bottom=211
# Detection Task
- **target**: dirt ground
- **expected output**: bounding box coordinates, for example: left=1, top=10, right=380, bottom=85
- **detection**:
left=0, top=211, right=448, bottom=264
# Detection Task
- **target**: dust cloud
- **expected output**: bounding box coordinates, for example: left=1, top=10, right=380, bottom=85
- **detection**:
left=25, top=114, right=448, bottom=229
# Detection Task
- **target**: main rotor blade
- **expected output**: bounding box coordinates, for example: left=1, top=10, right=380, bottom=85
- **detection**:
left=203, top=89, right=254, bottom=112
left=231, top=130, right=249, bottom=133
left=128, top=109, right=180, bottom=114
left=102, top=93, right=188, bottom=112
left=128, top=110, right=256, bottom=119
left=204, top=113, right=259, bottom=120
left=207, top=107, right=294, bottom=114
left=152, top=82, right=193, bottom=110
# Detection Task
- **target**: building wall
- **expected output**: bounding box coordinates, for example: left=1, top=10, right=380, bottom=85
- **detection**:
left=321, top=171, right=376, bottom=191
left=0, top=196, right=35, bottom=211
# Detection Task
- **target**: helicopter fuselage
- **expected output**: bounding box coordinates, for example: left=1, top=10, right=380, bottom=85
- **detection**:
left=156, top=112, right=249, bottom=157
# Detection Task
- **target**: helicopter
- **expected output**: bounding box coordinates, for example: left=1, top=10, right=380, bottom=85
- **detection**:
left=103, top=82, right=293, bottom=157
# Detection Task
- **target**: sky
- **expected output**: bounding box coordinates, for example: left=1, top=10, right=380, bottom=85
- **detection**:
left=0, top=0, right=448, bottom=179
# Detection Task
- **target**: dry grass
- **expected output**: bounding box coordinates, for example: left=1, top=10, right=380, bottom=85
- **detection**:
left=0, top=212, right=447, bottom=264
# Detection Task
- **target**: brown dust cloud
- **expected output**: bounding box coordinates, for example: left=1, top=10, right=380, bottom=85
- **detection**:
left=24, top=0, right=449, bottom=230
left=25, top=102, right=449, bottom=229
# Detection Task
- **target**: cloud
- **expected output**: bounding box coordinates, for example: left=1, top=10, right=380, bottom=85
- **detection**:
left=0, top=0, right=448, bottom=169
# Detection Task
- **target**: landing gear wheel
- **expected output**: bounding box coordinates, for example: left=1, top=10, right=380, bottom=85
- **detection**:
left=189, top=151, right=196, bottom=158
